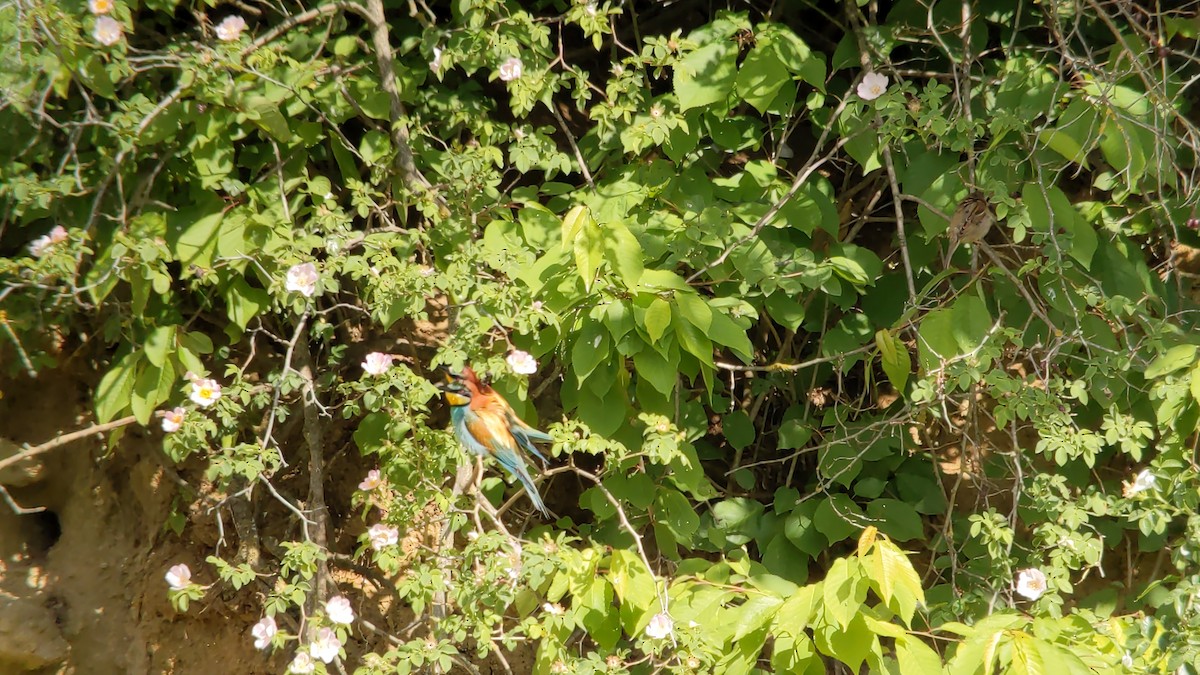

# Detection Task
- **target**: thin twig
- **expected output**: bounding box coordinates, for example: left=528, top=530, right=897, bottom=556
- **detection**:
left=0, top=415, right=138, bottom=473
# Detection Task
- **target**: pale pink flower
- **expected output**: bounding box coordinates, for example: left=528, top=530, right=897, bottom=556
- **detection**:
left=288, top=652, right=315, bottom=674
left=1014, top=568, right=1047, bottom=600
left=308, top=627, right=341, bottom=663
left=361, top=352, right=394, bottom=376
left=251, top=616, right=276, bottom=650
left=542, top=602, right=564, bottom=615
left=48, top=225, right=68, bottom=244
left=93, top=15, right=123, bottom=46
left=214, top=15, right=247, bottom=41
left=165, top=563, right=192, bottom=590
left=285, top=262, right=319, bottom=297
left=506, top=350, right=537, bottom=375
left=189, top=378, right=222, bottom=407
left=498, top=57, right=523, bottom=82
left=325, top=596, right=354, bottom=625
left=160, top=407, right=186, bottom=433
left=857, top=72, right=889, bottom=101
left=367, top=523, right=399, bottom=550
left=645, top=612, right=673, bottom=639
left=88, top=0, right=113, bottom=14
left=358, top=469, right=383, bottom=491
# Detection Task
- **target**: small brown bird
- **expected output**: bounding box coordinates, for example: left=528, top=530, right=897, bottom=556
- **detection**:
left=945, top=191, right=995, bottom=262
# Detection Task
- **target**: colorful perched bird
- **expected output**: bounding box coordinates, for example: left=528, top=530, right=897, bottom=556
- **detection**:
left=437, top=367, right=551, bottom=516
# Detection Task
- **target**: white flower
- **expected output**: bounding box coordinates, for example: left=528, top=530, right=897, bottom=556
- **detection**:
left=649, top=103, right=664, bottom=119
left=359, top=469, right=383, bottom=491
left=93, top=15, right=123, bottom=46
left=165, top=563, right=192, bottom=590
left=645, top=612, right=674, bottom=639
left=585, top=2, right=598, bottom=15
left=29, top=226, right=68, bottom=257
left=531, top=301, right=544, bottom=311
left=88, top=0, right=113, bottom=14
left=214, top=15, right=247, bottom=41
left=1122, top=652, right=1134, bottom=668
left=288, top=652, right=315, bottom=674
left=857, top=72, right=889, bottom=101
left=189, top=378, right=222, bottom=407
left=325, top=596, right=355, bottom=625
left=543, top=602, right=564, bottom=615
left=309, top=627, right=342, bottom=663
left=430, top=46, right=443, bottom=72
left=506, top=349, right=537, bottom=375
left=498, top=57, right=524, bottom=82
left=361, top=352, right=394, bottom=376
left=285, top=262, right=319, bottom=297
left=160, top=407, right=186, bottom=433
left=368, top=523, right=399, bottom=550
left=1014, top=568, right=1047, bottom=601
left=251, top=616, right=277, bottom=650
left=28, top=235, right=53, bottom=257
left=1124, top=469, right=1157, bottom=497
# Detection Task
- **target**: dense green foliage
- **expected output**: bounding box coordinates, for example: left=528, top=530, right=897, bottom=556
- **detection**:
left=5, top=0, right=1200, bottom=672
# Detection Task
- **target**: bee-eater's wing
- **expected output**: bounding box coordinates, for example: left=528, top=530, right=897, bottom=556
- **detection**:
left=462, top=407, right=549, bottom=516
left=471, top=380, right=554, bottom=465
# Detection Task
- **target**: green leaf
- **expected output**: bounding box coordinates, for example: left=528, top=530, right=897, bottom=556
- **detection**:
left=821, top=557, right=862, bottom=630
left=644, top=298, right=673, bottom=342
left=869, top=538, right=925, bottom=625
left=735, top=47, right=791, bottom=113
left=674, top=41, right=739, bottom=111
left=131, top=362, right=175, bottom=426
left=814, top=611, right=875, bottom=671
left=1146, top=344, right=1197, bottom=379
left=359, top=130, right=392, bottom=165
left=774, top=582, right=819, bottom=636
left=143, top=325, right=177, bottom=369
left=603, top=222, right=645, bottom=288
left=866, top=499, right=923, bottom=542
left=224, top=278, right=270, bottom=332
left=723, top=410, right=755, bottom=450
left=706, top=307, right=754, bottom=362
left=896, top=634, right=945, bottom=674
left=634, top=345, right=677, bottom=395
left=814, top=494, right=864, bottom=544
left=169, top=203, right=225, bottom=269
left=676, top=292, right=713, bottom=332
left=875, top=329, right=910, bottom=393
left=95, top=350, right=140, bottom=424
left=572, top=322, right=609, bottom=383
left=242, top=95, right=292, bottom=141
left=573, top=219, right=604, bottom=291
left=731, top=595, right=784, bottom=641
left=1037, top=98, right=1100, bottom=167
left=561, top=204, right=591, bottom=250
left=610, top=549, right=657, bottom=635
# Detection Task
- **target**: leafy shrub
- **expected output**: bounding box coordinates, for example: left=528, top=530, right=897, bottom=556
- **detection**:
left=4, top=0, right=1200, bottom=673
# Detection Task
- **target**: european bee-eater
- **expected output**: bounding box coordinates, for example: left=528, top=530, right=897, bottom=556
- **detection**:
left=437, top=367, right=551, bottom=516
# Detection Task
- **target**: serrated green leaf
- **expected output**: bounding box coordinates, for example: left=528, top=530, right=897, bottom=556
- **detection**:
left=870, top=538, right=924, bottom=625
